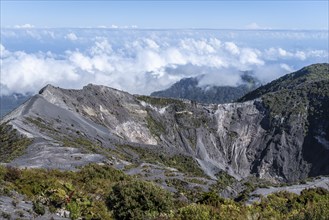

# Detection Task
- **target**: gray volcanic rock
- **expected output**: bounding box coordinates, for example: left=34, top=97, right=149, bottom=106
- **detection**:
left=1, top=64, right=329, bottom=184
left=0, top=191, right=69, bottom=220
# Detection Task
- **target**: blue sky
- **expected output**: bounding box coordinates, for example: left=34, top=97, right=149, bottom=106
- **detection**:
left=1, top=1, right=328, bottom=29
left=1, top=1, right=328, bottom=95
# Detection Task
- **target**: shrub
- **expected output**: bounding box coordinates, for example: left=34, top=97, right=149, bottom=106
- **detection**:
left=33, top=201, right=45, bottom=215
left=4, top=166, right=21, bottom=182
left=197, top=191, right=224, bottom=206
left=107, top=180, right=174, bottom=220
left=177, top=204, right=212, bottom=220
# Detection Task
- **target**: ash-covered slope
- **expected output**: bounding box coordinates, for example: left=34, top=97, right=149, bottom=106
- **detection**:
left=151, top=73, right=260, bottom=104
left=0, top=93, right=31, bottom=118
left=1, top=63, right=329, bottom=183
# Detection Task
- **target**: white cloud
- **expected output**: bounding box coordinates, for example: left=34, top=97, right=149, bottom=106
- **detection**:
left=295, top=51, right=306, bottom=60
left=1, top=29, right=328, bottom=96
left=0, top=44, right=9, bottom=58
left=198, top=68, right=242, bottom=87
left=68, top=52, right=93, bottom=72
left=254, top=64, right=291, bottom=83
left=224, top=42, right=240, bottom=55
left=144, top=39, right=160, bottom=50
left=280, top=63, right=294, bottom=72
left=1, top=50, right=79, bottom=95
left=245, top=22, right=261, bottom=30
left=14, top=24, right=35, bottom=28
left=65, top=32, right=78, bottom=41
left=239, top=48, right=264, bottom=66
left=264, top=47, right=323, bottom=61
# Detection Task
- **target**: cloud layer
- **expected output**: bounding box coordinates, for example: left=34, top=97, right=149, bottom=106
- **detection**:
left=1, top=29, right=328, bottom=95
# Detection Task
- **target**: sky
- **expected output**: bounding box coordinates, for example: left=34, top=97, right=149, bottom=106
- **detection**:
left=1, top=1, right=328, bottom=29
left=0, top=1, right=328, bottom=96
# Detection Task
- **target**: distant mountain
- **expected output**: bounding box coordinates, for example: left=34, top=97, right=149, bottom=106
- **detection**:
left=0, top=94, right=31, bottom=118
left=151, top=72, right=260, bottom=104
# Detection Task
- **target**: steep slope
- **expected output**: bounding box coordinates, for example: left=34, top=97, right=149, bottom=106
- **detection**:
left=240, top=63, right=329, bottom=178
left=0, top=93, right=31, bottom=118
left=1, top=63, right=328, bottom=184
left=151, top=73, right=260, bottom=104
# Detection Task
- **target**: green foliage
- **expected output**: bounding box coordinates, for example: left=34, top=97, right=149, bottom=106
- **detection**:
left=62, top=136, right=119, bottom=160
left=137, top=95, right=186, bottom=108
left=177, top=204, right=212, bottom=220
left=240, top=63, right=329, bottom=102
left=1, top=164, right=328, bottom=220
left=122, top=144, right=206, bottom=177
left=164, top=154, right=206, bottom=177
left=146, top=114, right=166, bottom=137
left=165, top=178, right=202, bottom=201
left=197, top=191, right=224, bottom=206
left=0, top=123, right=33, bottom=162
left=4, top=166, right=22, bottom=182
left=0, top=166, right=5, bottom=182
left=25, top=116, right=59, bottom=133
left=211, top=171, right=236, bottom=192
left=0, top=164, right=123, bottom=219
left=107, top=180, right=174, bottom=220
left=176, top=187, right=329, bottom=220
left=238, top=63, right=329, bottom=139
left=251, top=188, right=329, bottom=219
left=33, top=201, right=45, bottom=215
left=176, top=200, right=248, bottom=220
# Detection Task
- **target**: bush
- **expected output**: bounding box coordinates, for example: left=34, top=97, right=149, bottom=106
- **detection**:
left=4, top=166, right=21, bottom=182
left=33, top=201, right=45, bottom=215
left=107, top=180, right=174, bottom=220
left=197, top=191, right=224, bottom=206
left=177, top=204, right=212, bottom=220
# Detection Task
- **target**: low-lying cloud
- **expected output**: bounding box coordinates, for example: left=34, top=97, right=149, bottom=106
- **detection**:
left=1, top=29, right=328, bottom=95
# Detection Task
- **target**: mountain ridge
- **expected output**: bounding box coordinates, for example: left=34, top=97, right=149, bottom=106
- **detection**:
left=1, top=63, right=329, bottom=185
left=151, top=72, right=260, bottom=104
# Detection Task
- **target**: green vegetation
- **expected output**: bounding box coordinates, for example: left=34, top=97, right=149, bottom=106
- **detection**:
left=61, top=136, right=128, bottom=162
left=0, top=165, right=329, bottom=219
left=146, top=114, right=166, bottom=137
left=178, top=188, right=329, bottom=220
left=239, top=63, right=329, bottom=133
left=210, top=171, right=236, bottom=192
left=0, top=164, right=126, bottom=219
left=25, top=116, right=58, bottom=133
left=240, top=63, right=329, bottom=102
left=120, top=144, right=206, bottom=177
left=0, top=124, right=33, bottom=162
left=137, top=95, right=186, bottom=109
left=107, top=180, right=174, bottom=220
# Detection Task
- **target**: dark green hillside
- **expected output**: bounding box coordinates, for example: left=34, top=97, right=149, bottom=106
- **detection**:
left=240, top=63, right=329, bottom=102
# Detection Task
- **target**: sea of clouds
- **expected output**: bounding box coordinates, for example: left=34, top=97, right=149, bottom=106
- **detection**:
left=1, top=28, right=328, bottom=95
